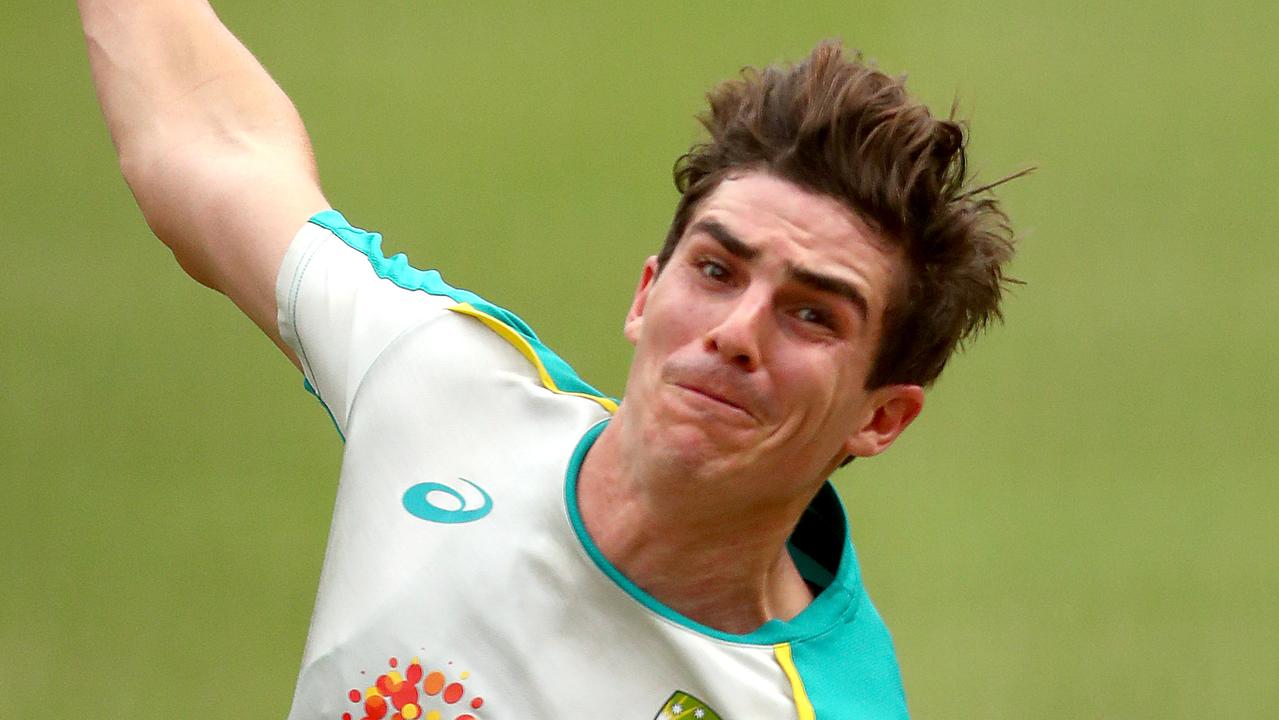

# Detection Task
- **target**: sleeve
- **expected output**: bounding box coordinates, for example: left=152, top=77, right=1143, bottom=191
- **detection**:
left=275, top=210, right=614, bottom=436
left=275, top=210, right=458, bottom=433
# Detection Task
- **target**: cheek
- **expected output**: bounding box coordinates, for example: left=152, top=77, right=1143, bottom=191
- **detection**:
left=780, top=354, right=863, bottom=417
left=631, top=310, right=696, bottom=384
left=644, top=296, right=705, bottom=351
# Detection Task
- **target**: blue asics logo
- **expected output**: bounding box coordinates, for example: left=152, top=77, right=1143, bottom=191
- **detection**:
left=402, top=478, right=493, bottom=524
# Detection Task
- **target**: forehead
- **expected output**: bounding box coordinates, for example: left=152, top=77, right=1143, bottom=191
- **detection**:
left=684, top=172, right=902, bottom=317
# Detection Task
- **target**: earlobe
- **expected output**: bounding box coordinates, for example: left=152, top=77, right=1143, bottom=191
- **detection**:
left=624, top=257, right=660, bottom=345
left=842, top=385, right=925, bottom=459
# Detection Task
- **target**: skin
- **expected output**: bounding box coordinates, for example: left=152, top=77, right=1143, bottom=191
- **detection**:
left=79, top=1, right=923, bottom=636
left=79, top=0, right=326, bottom=368
left=578, top=171, right=924, bottom=633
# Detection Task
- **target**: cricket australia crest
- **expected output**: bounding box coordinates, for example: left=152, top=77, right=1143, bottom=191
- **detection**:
left=653, top=690, right=722, bottom=720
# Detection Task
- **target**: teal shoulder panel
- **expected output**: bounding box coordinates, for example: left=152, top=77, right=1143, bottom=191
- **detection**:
left=789, top=590, right=910, bottom=719
left=307, top=209, right=611, bottom=402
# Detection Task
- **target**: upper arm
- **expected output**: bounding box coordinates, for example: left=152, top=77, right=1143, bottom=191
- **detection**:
left=80, top=0, right=329, bottom=367
left=126, top=137, right=328, bottom=367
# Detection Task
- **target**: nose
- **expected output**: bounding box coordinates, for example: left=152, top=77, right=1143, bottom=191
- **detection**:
left=704, top=290, right=770, bottom=372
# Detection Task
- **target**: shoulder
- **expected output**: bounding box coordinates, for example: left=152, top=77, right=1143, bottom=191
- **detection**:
left=785, top=484, right=911, bottom=719
left=279, top=210, right=617, bottom=433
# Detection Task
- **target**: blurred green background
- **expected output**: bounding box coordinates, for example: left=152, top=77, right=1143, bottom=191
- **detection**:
left=3, top=1, right=1276, bottom=717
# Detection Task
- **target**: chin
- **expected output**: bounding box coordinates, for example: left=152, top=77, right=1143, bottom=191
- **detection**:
left=638, top=418, right=755, bottom=473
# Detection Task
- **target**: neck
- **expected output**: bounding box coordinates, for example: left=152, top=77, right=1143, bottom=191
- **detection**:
left=576, top=418, right=818, bottom=634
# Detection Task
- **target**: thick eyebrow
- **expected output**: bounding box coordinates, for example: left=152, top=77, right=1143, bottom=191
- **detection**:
left=690, top=219, right=758, bottom=260
left=789, top=266, right=869, bottom=323
left=691, top=217, right=870, bottom=323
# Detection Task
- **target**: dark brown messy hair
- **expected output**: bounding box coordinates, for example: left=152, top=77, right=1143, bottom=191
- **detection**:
left=658, top=40, right=1022, bottom=389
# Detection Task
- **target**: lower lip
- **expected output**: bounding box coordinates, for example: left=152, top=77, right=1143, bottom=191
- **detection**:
left=674, top=385, right=754, bottom=420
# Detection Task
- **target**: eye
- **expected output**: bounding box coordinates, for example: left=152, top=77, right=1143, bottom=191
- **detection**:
left=794, top=306, right=833, bottom=328
left=697, top=260, right=730, bottom=282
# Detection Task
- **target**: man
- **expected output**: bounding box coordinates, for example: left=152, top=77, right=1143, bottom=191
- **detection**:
left=79, top=2, right=1015, bottom=718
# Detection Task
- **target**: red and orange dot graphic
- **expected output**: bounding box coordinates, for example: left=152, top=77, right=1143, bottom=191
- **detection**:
left=343, top=657, right=483, bottom=720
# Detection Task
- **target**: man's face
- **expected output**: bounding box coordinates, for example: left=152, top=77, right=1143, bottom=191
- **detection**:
left=621, top=171, right=923, bottom=494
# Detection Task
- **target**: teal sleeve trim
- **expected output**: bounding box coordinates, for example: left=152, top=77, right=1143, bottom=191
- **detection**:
left=564, top=420, right=859, bottom=646
left=303, top=377, right=345, bottom=442
left=307, top=209, right=612, bottom=403
left=789, top=593, right=910, bottom=719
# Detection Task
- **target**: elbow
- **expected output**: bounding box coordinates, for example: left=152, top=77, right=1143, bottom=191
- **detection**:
left=113, top=137, right=322, bottom=295
left=117, top=147, right=182, bottom=245
left=115, top=144, right=226, bottom=289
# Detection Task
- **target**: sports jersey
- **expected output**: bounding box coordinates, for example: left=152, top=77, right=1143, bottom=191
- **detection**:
left=276, top=210, right=910, bottom=719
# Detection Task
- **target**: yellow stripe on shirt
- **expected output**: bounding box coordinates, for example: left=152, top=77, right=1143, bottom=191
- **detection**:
left=449, top=302, right=619, bottom=413
left=774, top=642, right=816, bottom=720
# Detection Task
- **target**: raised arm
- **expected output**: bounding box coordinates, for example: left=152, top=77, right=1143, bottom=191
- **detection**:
left=79, top=0, right=329, bottom=365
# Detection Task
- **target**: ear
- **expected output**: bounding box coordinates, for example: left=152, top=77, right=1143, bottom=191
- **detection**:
left=842, top=384, right=925, bottom=459
left=623, top=256, right=660, bottom=345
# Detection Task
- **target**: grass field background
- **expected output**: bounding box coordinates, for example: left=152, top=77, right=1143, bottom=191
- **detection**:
left=3, top=2, right=1276, bottom=717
